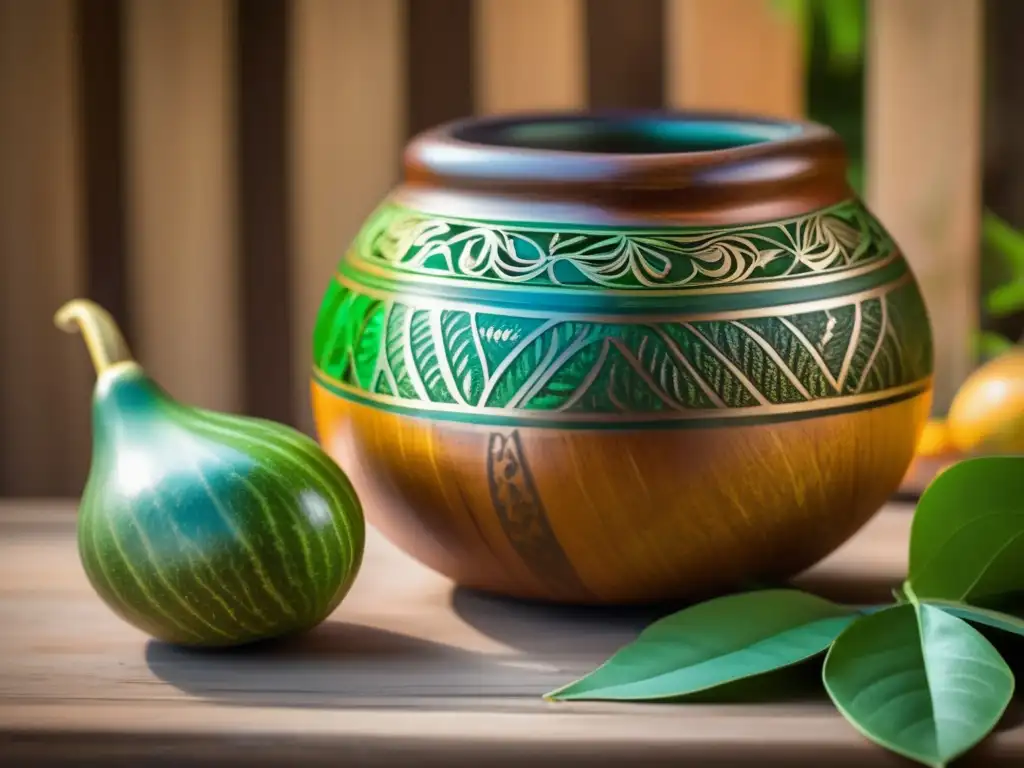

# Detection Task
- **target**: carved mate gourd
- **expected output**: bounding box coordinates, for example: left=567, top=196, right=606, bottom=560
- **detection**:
left=57, top=299, right=364, bottom=647
left=310, top=112, right=934, bottom=604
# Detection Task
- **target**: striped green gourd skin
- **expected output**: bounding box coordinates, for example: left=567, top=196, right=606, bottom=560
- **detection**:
left=77, top=362, right=365, bottom=647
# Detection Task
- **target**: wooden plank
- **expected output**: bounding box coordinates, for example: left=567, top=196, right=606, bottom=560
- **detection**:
left=5, top=499, right=994, bottom=768
left=291, top=0, right=406, bottom=434
left=665, top=0, right=804, bottom=118
left=236, top=0, right=295, bottom=426
left=586, top=0, right=664, bottom=110
left=6, top=501, right=1023, bottom=764
left=473, top=0, right=585, bottom=115
left=124, top=0, right=240, bottom=413
left=0, top=0, right=91, bottom=496
left=866, top=0, right=983, bottom=412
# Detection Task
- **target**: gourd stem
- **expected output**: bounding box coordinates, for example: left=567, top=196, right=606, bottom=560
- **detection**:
left=54, top=299, right=134, bottom=376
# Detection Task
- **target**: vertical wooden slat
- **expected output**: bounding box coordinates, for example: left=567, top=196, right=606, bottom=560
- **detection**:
left=0, top=0, right=90, bottom=496
left=291, top=0, right=406, bottom=434
left=237, top=0, right=294, bottom=426
left=473, top=0, right=585, bottom=115
left=586, top=0, right=664, bottom=111
left=406, top=0, right=473, bottom=137
left=983, top=0, right=1024, bottom=224
left=124, top=0, right=239, bottom=413
left=665, top=0, right=804, bottom=118
left=866, top=0, right=983, bottom=411
left=981, top=0, right=1024, bottom=346
left=77, top=0, right=131, bottom=344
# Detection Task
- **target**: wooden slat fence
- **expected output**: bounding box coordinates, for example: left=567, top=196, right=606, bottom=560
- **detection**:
left=0, top=0, right=990, bottom=496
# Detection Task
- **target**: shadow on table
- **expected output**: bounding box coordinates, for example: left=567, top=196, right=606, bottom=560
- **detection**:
left=791, top=567, right=901, bottom=607
left=450, top=537, right=905, bottom=663
left=450, top=587, right=826, bottom=703
left=451, top=586, right=672, bottom=658
left=145, top=620, right=499, bottom=709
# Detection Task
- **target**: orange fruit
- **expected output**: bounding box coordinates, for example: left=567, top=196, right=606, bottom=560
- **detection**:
left=915, top=418, right=954, bottom=458
left=947, top=348, right=1024, bottom=454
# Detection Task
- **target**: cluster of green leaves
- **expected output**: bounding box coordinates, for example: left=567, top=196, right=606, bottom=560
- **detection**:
left=978, top=212, right=1024, bottom=360
left=770, top=0, right=866, bottom=194
left=771, top=0, right=864, bottom=74
left=771, top=0, right=1024, bottom=366
left=545, top=457, right=1024, bottom=767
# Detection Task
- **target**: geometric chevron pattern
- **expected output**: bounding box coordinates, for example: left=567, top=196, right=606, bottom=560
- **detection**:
left=313, top=277, right=931, bottom=417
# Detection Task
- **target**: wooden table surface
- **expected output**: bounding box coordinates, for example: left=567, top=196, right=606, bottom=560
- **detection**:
left=1, top=499, right=1021, bottom=767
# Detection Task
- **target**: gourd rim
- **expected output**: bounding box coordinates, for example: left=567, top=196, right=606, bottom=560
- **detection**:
left=403, top=110, right=847, bottom=196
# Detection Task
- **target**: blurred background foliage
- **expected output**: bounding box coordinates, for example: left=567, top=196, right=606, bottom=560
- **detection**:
left=774, top=0, right=1024, bottom=361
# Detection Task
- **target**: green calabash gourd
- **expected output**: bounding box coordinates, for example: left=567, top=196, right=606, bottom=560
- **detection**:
left=56, top=299, right=365, bottom=647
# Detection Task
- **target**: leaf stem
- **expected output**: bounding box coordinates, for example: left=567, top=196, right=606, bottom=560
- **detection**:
left=902, top=580, right=921, bottom=608
left=54, top=299, right=135, bottom=377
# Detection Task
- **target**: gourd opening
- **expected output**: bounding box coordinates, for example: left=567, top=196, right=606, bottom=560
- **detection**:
left=401, top=110, right=850, bottom=225
left=451, top=114, right=804, bottom=155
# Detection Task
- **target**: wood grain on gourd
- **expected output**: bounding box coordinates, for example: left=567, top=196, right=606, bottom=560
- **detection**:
left=314, top=388, right=928, bottom=603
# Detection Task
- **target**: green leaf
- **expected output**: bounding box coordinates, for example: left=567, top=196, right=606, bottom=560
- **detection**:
left=974, top=330, right=1016, bottom=361
left=824, top=603, right=1014, bottom=768
left=926, top=599, right=1024, bottom=638
left=908, top=456, right=1024, bottom=603
left=769, top=0, right=812, bottom=69
left=544, top=589, right=857, bottom=702
left=985, top=282, right=1024, bottom=318
left=771, top=0, right=806, bottom=18
left=893, top=582, right=910, bottom=604
left=819, top=0, right=864, bottom=73
left=983, top=210, right=1024, bottom=276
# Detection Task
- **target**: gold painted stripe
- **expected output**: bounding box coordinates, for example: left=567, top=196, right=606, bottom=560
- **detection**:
left=557, top=339, right=612, bottom=411
left=777, top=316, right=842, bottom=392
left=856, top=295, right=890, bottom=395
left=836, top=303, right=862, bottom=391
left=314, top=369, right=932, bottom=424
left=345, top=248, right=901, bottom=298
left=729, top=321, right=813, bottom=400
left=516, top=327, right=595, bottom=407
left=334, top=270, right=913, bottom=323
left=682, top=322, right=771, bottom=406
left=648, top=326, right=728, bottom=408
left=479, top=319, right=560, bottom=406
left=609, top=339, right=689, bottom=412
left=430, top=311, right=469, bottom=406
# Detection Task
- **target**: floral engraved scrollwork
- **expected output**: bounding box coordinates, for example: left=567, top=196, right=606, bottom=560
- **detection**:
left=352, top=201, right=894, bottom=291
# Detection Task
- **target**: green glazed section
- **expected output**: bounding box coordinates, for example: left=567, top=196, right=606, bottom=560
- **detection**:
left=350, top=199, right=895, bottom=290
left=337, top=255, right=910, bottom=317
left=313, top=201, right=933, bottom=428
